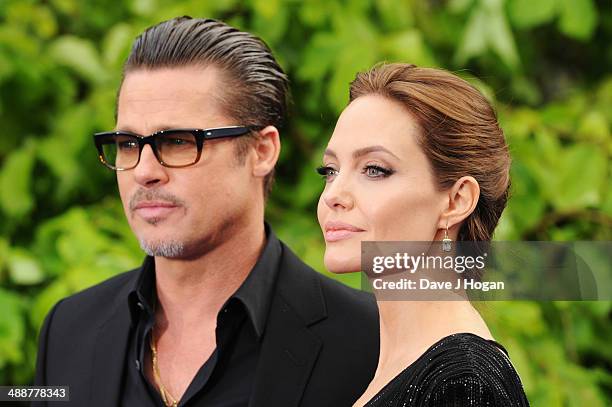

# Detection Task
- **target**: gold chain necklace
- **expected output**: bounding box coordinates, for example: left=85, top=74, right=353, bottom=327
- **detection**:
left=150, top=326, right=179, bottom=407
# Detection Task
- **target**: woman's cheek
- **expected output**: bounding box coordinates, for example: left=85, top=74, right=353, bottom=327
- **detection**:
left=367, top=188, right=439, bottom=241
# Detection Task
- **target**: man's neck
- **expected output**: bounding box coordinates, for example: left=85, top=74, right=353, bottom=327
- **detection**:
left=153, top=221, right=266, bottom=331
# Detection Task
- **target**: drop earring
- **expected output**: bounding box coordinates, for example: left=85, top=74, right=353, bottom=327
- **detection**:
left=442, top=219, right=452, bottom=252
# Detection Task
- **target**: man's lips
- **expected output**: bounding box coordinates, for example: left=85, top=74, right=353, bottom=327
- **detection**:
left=324, top=221, right=365, bottom=242
left=133, top=201, right=179, bottom=219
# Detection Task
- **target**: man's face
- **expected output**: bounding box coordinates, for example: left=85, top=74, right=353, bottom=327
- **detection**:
left=116, top=66, right=256, bottom=259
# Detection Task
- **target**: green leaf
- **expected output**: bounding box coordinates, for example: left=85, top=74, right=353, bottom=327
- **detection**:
left=64, top=265, right=116, bottom=293
left=596, top=77, right=612, bottom=122
left=324, top=15, right=379, bottom=112
left=0, top=238, right=7, bottom=283
left=508, top=0, right=557, bottom=28
left=448, top=0, right=475, bottom=13
left=495, top=301, right=545, bottom=336
left=101, top=23, right=133, bottom=68
left=48, top=36, right=108, bottom=84
left=327, top=46, right=371, bottom=113
left=252, top=1, right=289, bottom=45
left=507, top=160, right=546, bottom=234
left=297, top=32, right=342, bottom=81
left=49, top=0, right=78, bottom=15
left=558, top=0, right=598, bottom=40
left=487, top=6, right=520, bottom=69
left=375, top=0, right=414, bottom=30
left=0, top=141, right=36, bottom=218
left=252, top=0, right=281, bottom=20
left=552, top=144, right=607, bottom=210
left=129, top=0, right=157, bottom=16
left=30, top=281, right=70, bottom=331
left=501, top=107, right=541, bottom=140
left=455, top=7, right=488, bottom=65
left=510, top=76, right=542, bottom=105
left=37, top=104, right=94, bottom=200
left=601, top=169, right=612, bottom=217
left=381, top=30, right=437, bottom=67
left=292, top=146, right=326, bottom=209
left=0, top=289, right=25, bottom=368
left=577, top=110, right=610, bottom=144
left=519, top=130, right=560, bottom=203
left=298, top=0, right=334, bottom=27
left=0, top=24, right=40, bottom=58
left=8, top=248, right=45, bottom=285
left=455, top=4, right=520, bottom=69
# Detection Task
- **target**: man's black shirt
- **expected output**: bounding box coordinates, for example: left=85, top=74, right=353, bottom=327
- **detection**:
left=122, top=228, right=281, bottom=406
left=34, top=225, right=380, bottom=407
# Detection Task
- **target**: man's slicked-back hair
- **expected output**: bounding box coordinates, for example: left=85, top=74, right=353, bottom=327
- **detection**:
left=120, top=16, right=289, bottom=196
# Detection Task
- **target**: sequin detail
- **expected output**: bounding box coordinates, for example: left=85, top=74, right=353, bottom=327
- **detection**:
left=364, top=333, right=530, bottom=406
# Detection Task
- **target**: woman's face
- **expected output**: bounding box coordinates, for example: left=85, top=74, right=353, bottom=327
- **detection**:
left=317, top=95, right=449, bottom=273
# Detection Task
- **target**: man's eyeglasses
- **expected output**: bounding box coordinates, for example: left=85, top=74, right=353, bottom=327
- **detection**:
left=93, top=126, right=256, bottom=170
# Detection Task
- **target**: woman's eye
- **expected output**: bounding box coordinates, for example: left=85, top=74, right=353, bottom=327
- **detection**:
left=363, top=165, right=394, bottom=178
left=316, top=166, right=338, bottom=182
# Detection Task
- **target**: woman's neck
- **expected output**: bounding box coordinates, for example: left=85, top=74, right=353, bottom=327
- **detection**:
left=374, top=299, right=492, bottom=376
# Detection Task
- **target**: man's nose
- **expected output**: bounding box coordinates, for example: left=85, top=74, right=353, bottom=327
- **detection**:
left=132, top=144, right=169, bottom=186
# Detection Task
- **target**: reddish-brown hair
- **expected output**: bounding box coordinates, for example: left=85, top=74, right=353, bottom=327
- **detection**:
left=349, top=63, right=510, bottom=241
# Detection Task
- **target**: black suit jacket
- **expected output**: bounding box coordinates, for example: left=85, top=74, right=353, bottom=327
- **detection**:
left=34, top=240, right=379, bottom=407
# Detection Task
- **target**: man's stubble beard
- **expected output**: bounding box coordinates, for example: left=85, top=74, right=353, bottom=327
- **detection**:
left=139, top=238, right=186, bottom=258
left=136, top=217, right=185, bottom=257
left=136, top=211, right=247, bottom=260
left=140, top=240, right=186, bottom=258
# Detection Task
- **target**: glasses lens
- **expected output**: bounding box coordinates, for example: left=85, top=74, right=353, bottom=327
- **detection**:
left=156, top=132, right=198, bottom=166
left=101, top=134, right=139, bottom=169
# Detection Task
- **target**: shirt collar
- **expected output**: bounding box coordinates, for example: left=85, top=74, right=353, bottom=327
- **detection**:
left=127, top=223, right=282, bottom=338
left=127, top=255, right=156, bottom=326
left=232, top=223, right=282, bottom=338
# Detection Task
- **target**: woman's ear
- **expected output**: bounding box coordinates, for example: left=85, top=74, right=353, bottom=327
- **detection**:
left=251, top=125, right=281, bottom=178
left=438, top=176, right=480, bottom=231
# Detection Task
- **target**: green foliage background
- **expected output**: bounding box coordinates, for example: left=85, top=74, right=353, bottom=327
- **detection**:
left=0, top=0, right=610, bottom=404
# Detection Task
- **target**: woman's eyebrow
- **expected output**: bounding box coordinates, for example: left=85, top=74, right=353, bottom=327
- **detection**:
left=323, top=148, right=337, bottom=158
left=323, top=145, right=400, bottom=160
left=352, top=145, right=399, bottom=160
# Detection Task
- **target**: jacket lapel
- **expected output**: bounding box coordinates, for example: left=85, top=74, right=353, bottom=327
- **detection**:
left=249, top=244, right=327, bottom=407
left=86, top=245, right=328, bottom=407
left=90, top=283, right=134, bottom=406
left=249, top=294, right=323, bottom=407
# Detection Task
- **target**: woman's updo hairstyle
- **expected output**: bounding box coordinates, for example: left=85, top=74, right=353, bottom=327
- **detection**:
left=349, top=63, right=510, bottom=241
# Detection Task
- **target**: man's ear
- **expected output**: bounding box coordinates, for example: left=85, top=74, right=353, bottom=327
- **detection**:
left=251, top=125, right=280, bottom=178
left=438, top=176, right=480, bottom=231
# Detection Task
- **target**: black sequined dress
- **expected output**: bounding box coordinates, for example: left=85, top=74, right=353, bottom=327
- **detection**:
left=365, top=333, right=530, bottom=406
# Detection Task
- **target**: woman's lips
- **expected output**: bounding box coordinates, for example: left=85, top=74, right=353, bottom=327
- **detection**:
left=324, top=221, right=365, bottom=242
left=325, top=229, right=363, bottom=242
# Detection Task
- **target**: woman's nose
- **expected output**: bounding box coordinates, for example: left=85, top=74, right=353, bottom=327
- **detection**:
left=322, top=174, right=354, bottom=211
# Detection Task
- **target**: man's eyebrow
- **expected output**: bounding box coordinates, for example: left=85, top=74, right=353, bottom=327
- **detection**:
left=113, top=124, right=188, bottom=134
left=323, top=146, right=400, bottom=160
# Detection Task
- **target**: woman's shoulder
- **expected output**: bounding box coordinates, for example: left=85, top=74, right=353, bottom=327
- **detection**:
left=413, top=333, right=529, bottom=405
left=366, top=333, right=530, bottom=406
left=425, top=331, right=512, bottom=365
